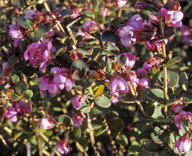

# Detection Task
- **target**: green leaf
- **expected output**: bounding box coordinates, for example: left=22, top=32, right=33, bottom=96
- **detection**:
left=71, top=59, right=89, bottom=70
left=104, top=43, right=119, bottom=55
left=108, top=117, right=124, bottom=137
left=13, top=62, right=25, bottom=72
left=179, top=72, right=188, bottom=86
left=58, top=115, right=73, bottom=127
left=8, top=55, right=18, bottom=67
left=23, top=89, right=33, bottom=99
left=102, top=30, right=118, bottom=42
left=147, top=88, right=165, bottom=104
left=60, top=9, right=73, bottom=19
left=180, top=120, right=191, bottom=134
left=94, top=95, right=111, bottom=108
left=12, top=93, right=21, bottom=100
left=83, top=10, right=94, bottom=16
left=119, top=94, right=135, bottom=103
left=116, top=54, right=127, bottom=67
left=92, top=104, right=109, bottom=115
left=14, top=131, right=23, bottom=140
left=69, top=126, right=81, bottom=140
left=92, top=0, right=99, bottom=10
left=158, top=69, right=179, bottom=88
left=110, top=17, right=122, bottom=31
left=94, top=126, right=105, bottom=136
left=164, top=57, right=181, bottom=67
left=18, top=17, right=33, bottom=30
left=15, top=80, right=27, bottom=94
left=183, top=91, right=192, bottom=103
left=35, top=23, right=51, bottom=34
left=11, top=74, right=20, bottom=84
left=77, top=47, right=93, bottom=55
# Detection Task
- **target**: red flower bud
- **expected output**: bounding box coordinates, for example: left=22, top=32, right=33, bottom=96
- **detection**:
left=135, top=1, right=146, bottom=9
left=164, top=1, right=181, bottom=11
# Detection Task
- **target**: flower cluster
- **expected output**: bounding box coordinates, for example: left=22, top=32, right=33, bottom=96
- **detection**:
left=39, top=67, right=75, bottom=95
left=117, top=14, right=153, bottom=48
left=4, top=101, right=31, bottom=122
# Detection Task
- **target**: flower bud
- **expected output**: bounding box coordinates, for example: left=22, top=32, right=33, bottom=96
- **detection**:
left=56, top=138, right=70, bottom=154
left=39, top=117, right=56, bottom=129
left=164, top=1, right=181, bottom=11
left=72, top=111, right=86, bottom=127
left=14, top=9, right=21, bottom=15
left=71, top=95, right=86, bottom=109
left=175, top=135, right=192, bottom=154
left=135, top=1, right=146, bottom=9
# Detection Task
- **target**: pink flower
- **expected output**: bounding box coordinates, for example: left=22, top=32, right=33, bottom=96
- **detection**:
left=122, top=52, right=136, bottom=69
left=39, top=76, right=59, bottom=95
left=181, top=25, right=192, bottom=46
left=110, top=76, right=129, bottom=95
left=12, top=101, right=31, bottom=114
left=9, top=25, right=23, bottom=47
left=137, top=62, right=152, bottom=78
left=149, top=14, right=159, bottom=27
left=111, top=92, right=120, bottom=104
left=82, top=21, right=99, bottom=33
left=174, top=111, right=192, bottom=129
left=139, top=78, right=150, bottom=88
left=117, top=26, right=136, bottom=48
left=39, top=117, right=56, bottom=129
left=70, top=49, right=82, bottom=61
left=51, top=67, right=75, bottom=92
left=161, top=7, right=183, bottom=28
left=71, top=95, right=86, bottom=109
left=77, top=31, right=95, bottom=42
left=4, top=101, right=31, bottom=122
left=24, top=41, right=55, bottom=71
left=115, top=0, right=127, bottom=8
left=70, top=3, right=86, bottom=19
left=56, top=138, right=70, bottom=154
left=175, top=135, right=191, bottom=154
left=145, top=37, right=167, bottom=53
left=100, top=7, right=111, bottom=17
left=4, top=106, right=18, bottom=122
left=24, top=10, right=41, bottom=20
left=171, top=101, right=183, bottom=113
left=2, top=62, right=12, bottom=75
left=72, top=111, right=86, bottom=127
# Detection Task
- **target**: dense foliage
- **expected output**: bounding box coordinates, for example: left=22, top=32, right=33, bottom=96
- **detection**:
left=0, top=0, right=192, bottom=155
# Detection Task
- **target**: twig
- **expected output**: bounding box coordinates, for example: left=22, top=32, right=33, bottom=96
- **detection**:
left=127, top=82, right=148, bottom=118
left=26, top=141, right=31, bottom=156
left=102, top=117, right=119, bottom=156
left=87, top=113, right=100, bottom=156
left=117, top=7, right=123, bottom=17
left=93, top=42, right=108, bottom=61
left=29, top=100, right=43, bottom=156
left=159, top=14, right=168, bottom=118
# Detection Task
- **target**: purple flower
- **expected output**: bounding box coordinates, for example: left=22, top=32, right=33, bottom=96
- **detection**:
left=149, top=14, right=159, bottom=27
left=51, top=67, right=75, bottom=92
left=117, top=26, right=136, bottom=48
left=24, top=10, right=41, bottom=20
left=9, top=25, right=23, bottom=47
left=72, top=111, right=86, bottom=127
left=174, top=111, right=192, bottom=129
left=24, top=41, right=55, bottom=71
left=181, top=25, right=192, bottom=46
left=110, top=75, right=129, bottom=95
left=56, top=138, right=70, bottom=154
left=111, top=92, right=120, bottom=104
left=82, top=21, right=99, bottom=33
left=145, top=36, right=168, bottom=53
left=39, top=117, right=56, bottom=129
left=122, top=52, right=136, bottom=69
left=161, top=7, right=183, bottom=28
left=4, top=106, right=18, bottom=122
left=139, top=78, right=150, bottom=88
left=175, top=135, right=192, bottom=154
left=77, top=31, right=95, bottom=42
left=71, top=95, right=86, bottom=109
left=100, top=7, right=111, bottom=17
left=2, top=62, right=12, bottom=75
left=39, top=76, right=59, bottom=95
left=13, top=101, right=31, bottom=114
left=171, top=101, right=183, bottom=113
